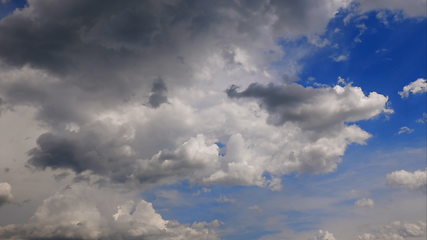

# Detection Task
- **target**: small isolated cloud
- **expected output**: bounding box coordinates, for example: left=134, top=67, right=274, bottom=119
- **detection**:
left=397, top=126, right=414, bottom=135
left=0, top=182, right=13, bottom=207
left=387, top=168, right=427, bottom=193
left=399, top=78, right=427, bottom=98
left=313, top=230, right=336, bottom=240
left=248, top=205, right=262, bottom=212
left=375, top=48, right=389, bottom=54
left=194, top=187, right=211, bottom=196
left=332, top=54, right=349, bottom=62
left=416, top=113, right=427, bottom=124
left=358, top=221, right=426, bottom=240
left=355, top=198, right=375, bottom=208
left=216, top=195, right=236, bottom=203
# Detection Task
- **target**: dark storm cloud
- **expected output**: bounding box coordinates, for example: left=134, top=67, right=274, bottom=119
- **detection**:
left=226, top=83, right=322, bottom=126
left=28, top=130, right=135, bottom=183
left=148, top=78, right=169, bottom=108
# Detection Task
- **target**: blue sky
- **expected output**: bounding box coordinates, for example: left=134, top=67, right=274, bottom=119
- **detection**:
left=0, top=1, right=425, bottom=240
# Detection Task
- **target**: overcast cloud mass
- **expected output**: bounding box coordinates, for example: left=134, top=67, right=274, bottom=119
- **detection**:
left=0, top=0, right=426, bottom=239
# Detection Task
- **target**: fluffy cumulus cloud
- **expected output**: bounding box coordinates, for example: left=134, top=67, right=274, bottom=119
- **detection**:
left=387, top=169, right=427, bottom=193
left=0, top=182, right=13, bottom=207
left=358, top=221, right=426, bottom=240
left=0, top=183, right=220, bottom=240
left=313, top=230, right=337, bottom=240
left=0, top=0, right=420, bottom=238
left=399, top=78, right=427, bottom=98
left=22, top=82, right=391, bottom=189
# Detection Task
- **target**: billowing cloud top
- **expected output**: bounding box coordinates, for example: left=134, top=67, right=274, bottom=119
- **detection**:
left=313, top=230, right=337, bottom=240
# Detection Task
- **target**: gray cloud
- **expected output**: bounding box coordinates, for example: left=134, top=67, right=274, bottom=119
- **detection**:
left=226, top=83, right=392, bottom=130
left=148, top=78, right=169, bottom=108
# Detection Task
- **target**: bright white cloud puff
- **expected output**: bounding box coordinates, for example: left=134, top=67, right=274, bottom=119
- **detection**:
left=387, top=168, right=427, bottom=193
left=399, top=78, right=427, bottom=98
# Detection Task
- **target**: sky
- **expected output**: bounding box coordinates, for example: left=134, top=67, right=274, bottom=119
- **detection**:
left=0, top=0, right=426, bottom=240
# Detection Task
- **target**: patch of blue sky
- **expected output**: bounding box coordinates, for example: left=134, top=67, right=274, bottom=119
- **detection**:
left=0, top=0, right=27, bottom=19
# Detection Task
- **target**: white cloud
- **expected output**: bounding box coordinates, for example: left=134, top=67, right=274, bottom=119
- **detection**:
left=216, top=195, right=236, bottom=203
left=415, top=113, right=427, bottom=124
left=358, top=221, right=426, bottom=240
left=0, top=183, right=219, bottom=240
left=313, top=230, right=337, bottom=240
left=248, top=205, right=263, bottom=212
left=0, top=183, right=13, bottom=207
left=387, top=168, right=427, bottom=193
left=399, top=78, right=427, bottom=98
left=332, top=54, right=349, bottom=62
left=387, top=169, right=427, bottom=193
left=398, top=126, right=414, bottom=135
left=355, top=198, right=375, bottom=208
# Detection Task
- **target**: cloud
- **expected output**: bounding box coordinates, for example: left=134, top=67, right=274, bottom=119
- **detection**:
left=399, top=78, right=427, bottom=98
left=387, top=168, right=427, bottom=193
left=398, top=126, right=414, bottom=135
left=148, top=78, right=169, bottom=108
left=226, top=83, right=392, bottom=130
left=248, top=205, right=262, bottom=212
left=356, top=0, right=427, bottom=18
left=0, top=1, right=421, bottom=239
left=332, top=54, right=349, bottom=62
left=0, top=183, right=219, bottom=240
left=216, top=195, right=236, bottom=203
left=313, top=230, right=337, bottom=240
left=355, top=198, right=375, bottom=208
left=416, top=113, right=427, bottom=124
left=16, top=80, right=390, bottom=191
left=358, top=221, right=426, bottom=240
left=0, top=182, right=13, bottom=207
